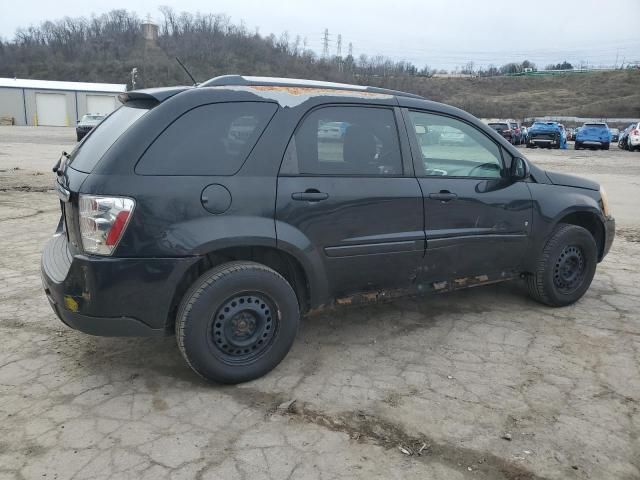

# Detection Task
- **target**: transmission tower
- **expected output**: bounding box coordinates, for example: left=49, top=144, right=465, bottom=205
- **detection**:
left=336, top=34, right=342, bottom=57
left=322, top=29, right=330, bottom=58
left=348, top=42, right=353, bottom=57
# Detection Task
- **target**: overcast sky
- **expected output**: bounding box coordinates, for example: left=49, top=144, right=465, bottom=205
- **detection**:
left=2, top=0, right=639, bottom=69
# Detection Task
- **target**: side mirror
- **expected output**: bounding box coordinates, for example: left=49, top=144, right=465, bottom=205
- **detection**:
left=510, top=156, right=529, bottom=180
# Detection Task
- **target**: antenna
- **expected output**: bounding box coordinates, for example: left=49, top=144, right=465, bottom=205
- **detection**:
left=175, top=57, right=198, bottom=85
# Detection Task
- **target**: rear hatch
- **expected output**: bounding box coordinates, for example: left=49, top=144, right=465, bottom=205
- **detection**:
left=578, top=124, right=609, bottom=142
left=55, top=100, right=155, bottom=253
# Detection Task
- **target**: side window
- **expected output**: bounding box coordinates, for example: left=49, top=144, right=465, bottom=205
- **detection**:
left=408, top=111, right=503, bottom=178
left=284, top=106, right=402, bottom=176
left=137, top=102, right=277, bottom=175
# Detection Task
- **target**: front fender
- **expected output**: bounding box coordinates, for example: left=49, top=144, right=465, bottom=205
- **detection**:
left=527, top=183, right=605, bottom=268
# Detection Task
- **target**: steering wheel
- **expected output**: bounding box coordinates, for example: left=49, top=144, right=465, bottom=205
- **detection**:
left=468, top=162, right=501, bottom=176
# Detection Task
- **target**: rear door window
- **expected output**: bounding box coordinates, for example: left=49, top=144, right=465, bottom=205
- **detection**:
left=136, top=102, right=277, bottom=175
left=70, top=102, right=150, bottom=173
left=282, top=106, right=402, bottom=176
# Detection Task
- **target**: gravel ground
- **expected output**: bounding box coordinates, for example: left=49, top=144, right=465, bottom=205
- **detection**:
left=1, top=126, right=639, bottom=480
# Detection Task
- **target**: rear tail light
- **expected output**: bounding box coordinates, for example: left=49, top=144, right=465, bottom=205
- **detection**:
left=79, top=195, right=135, bottom=255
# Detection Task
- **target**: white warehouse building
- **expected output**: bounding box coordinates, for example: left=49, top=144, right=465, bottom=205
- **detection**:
left=0, top=78, right=126, bottom=126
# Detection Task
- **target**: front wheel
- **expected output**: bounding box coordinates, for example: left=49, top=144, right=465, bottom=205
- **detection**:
left=176, top=261, right=300, bottom=384
left=527, top=224, right=598, bottom=307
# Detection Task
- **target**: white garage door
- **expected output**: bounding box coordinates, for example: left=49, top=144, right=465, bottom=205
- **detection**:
left=86, top=95, right=117, bottom=115
left=36, top=93, right=67, bottom=126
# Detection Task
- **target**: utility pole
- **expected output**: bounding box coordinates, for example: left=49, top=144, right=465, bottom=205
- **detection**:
left=348, top=42, right=353, bottom=57
left=131, top=67, right=138, bottom=90
left=615, top=48, right=619, bottom=69
left=322, top=29, right=330, bottom=58
left=336, top=34, right=342, bottom=57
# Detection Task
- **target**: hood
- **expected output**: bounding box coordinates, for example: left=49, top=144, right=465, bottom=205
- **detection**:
left=545, top=171, right=599, bottom=191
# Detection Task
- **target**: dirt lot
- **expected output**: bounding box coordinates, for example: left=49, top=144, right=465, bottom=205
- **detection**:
left=1, top=126, right=639, bottom=480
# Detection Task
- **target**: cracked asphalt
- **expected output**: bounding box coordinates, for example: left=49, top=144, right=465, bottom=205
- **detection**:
left=1, top=126, right=639, bottom=480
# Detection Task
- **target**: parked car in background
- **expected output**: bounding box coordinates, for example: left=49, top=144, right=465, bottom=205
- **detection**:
left=609, top=128, right=620, bottom=142
left=527, top=121, right=567, bottom=149
left=76, top=114, right=106, bottom=141
left=628, top=122, right=640, bottom=151
left=41, top=75, right=615, bottom=383
left=575, top=122, right=611, bottom=150
left=566, top=128, right=575, bottom=141
left=618, top=123, right=635, bottom=150
left=487, top=120, right=516, bottom=143
left=507, top=120, right=522, bottom=144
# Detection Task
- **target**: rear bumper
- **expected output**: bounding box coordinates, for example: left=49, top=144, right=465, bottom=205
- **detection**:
left=41, top=233, right=200, bottom=337
left=577, top=139, right=607, bottom=146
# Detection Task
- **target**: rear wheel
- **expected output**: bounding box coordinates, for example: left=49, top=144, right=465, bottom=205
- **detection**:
left=575, top=142, right=581, bottom=150
left=527, top=224, right=598, bottom=307
left=176, top=261, right=300, bottom=384
left=602, top=143, right=610, bottom=150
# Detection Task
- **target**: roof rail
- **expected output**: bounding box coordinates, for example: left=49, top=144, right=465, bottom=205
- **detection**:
left=199, top=75, right=424, bottom=99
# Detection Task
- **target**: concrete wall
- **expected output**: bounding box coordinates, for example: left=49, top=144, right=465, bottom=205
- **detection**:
left=0, top=87, right=27, bottom=125
left=0, top=87, right=120, bottom=126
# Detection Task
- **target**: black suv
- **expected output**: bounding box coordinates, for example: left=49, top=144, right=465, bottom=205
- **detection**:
left=42, top=75, right=615, bottom=383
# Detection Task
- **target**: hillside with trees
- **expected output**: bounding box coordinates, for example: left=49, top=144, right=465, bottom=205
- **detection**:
left=1, top=8, right=638, bottom=119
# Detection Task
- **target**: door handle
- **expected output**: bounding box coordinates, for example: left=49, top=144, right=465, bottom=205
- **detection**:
left=291, top=189, right=329, bottom=202
left=428, top=191, right=457, bottom=202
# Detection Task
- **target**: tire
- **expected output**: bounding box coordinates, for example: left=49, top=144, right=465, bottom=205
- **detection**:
left=176, top=261, right=300, bottom=384
left=527, top=224, right=598, bottom=307
left=602, top=143, right=610, bottom=150
left=574, top=142, right=581, bottom=150
left=76, top=133, right=83, bottom=142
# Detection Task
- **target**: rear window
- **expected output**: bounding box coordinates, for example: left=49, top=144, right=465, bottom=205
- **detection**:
left=136, top=102, right=277, bottom=175
left=584, top=123, right=608, bottom=129
left=70, top=102, right=150, bottom=173
left=488, top=123, right=509, bottom=130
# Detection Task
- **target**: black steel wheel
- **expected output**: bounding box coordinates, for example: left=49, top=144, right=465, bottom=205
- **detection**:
left=210, top=293, right=278, bottom=364
left=552, top=245, right=586, bottom=294
left=527, top=224, right=598, bottom=307
left=176, top=261, right=300, bottom=384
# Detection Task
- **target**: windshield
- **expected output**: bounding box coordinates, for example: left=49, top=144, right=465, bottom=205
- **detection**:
left=70, top=102, right=150, bottom=173
left=531, top=122, right=545, bottom=128
left=488, top=123, right=508, bottom=130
